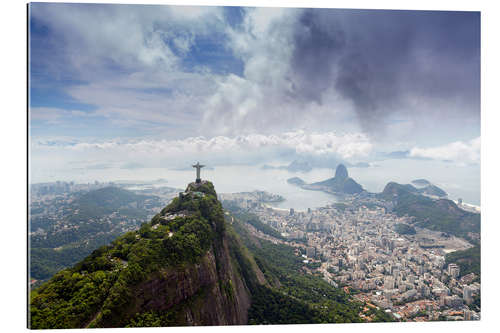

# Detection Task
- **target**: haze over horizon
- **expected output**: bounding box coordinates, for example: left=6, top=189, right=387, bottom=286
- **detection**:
left=29, top=4, right=480, bottom=198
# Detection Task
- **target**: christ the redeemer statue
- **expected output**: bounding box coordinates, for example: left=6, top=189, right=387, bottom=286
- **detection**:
left=192, top=162, right=205, bottom=184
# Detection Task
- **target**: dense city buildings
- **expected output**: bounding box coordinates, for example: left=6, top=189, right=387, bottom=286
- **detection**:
left=222, top=192, right=480, bottom=322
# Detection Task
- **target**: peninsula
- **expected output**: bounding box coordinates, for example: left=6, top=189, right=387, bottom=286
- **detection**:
left=287, top=164, right=364, bottom=195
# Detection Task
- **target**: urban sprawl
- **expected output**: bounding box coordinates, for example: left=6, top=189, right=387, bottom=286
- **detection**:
left=220, top=191, right=480, bottom=322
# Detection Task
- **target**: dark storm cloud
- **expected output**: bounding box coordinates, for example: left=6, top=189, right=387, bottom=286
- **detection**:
left=290, top=9, right=480, bottom=135
left=291, top=10, right=346, bottom=104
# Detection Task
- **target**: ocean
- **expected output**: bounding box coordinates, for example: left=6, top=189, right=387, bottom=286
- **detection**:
left=30, top=159, right=480, bottom=208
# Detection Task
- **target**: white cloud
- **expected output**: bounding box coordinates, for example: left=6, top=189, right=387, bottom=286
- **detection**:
left=65, top=70, right=216, bottom=133
left=31, top=130, right=373, bottom=171
left=29, top=4, right=479, bottom=149
left=409, top=137, right=480, bottom=165
left=30, top=3, right=228, bottom=137
left=28, top=5, right=363, bottom=140
left=32, top=3, right=224, bottom=73
left=30, top=107, right=69, bottom=122
left=29, top=107, right=100, bottom=127
left=200, top=8, right=360, bottom=136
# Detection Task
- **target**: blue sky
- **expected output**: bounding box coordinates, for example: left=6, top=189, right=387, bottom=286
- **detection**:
left=28, top=3, right=481, bottom=172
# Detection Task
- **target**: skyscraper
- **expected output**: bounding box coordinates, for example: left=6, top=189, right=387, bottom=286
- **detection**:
left=448, top=263, right=460, bottom=278
left=463, top=285, right=474, bottom=304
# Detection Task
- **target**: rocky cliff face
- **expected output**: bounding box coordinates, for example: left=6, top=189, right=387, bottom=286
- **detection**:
left=129, top=237, right=252, bottom=326
left=334, top=164, right=348, bottom=180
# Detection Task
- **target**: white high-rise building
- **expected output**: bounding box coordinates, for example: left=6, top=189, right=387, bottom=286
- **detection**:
left=384, top=276, right=395, bottom=290
left=448, top=263, right=460, bottom=278
left=464, top=309, right=472, bottom=320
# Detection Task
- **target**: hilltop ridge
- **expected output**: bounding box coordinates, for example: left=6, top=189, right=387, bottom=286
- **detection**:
left=30, top=181, right=267, bottom=328
left=379, top=182, right=479, bottom=243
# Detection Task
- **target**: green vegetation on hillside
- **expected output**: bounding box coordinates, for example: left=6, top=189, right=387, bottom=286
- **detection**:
left=30, top=236, right=116, bottom=281
left=394, top=223, right=416, bottom=235
left=418, top=184, right=447, bottom=197
left=248, top=285, right=319, bottom=324
left=230, top=212, right=393, bottom=324
left=70, top=186, right=155, bottom=221
left=30, top=182, right=222, bottom=328
left=222, top=203, right=285, bottom=240
left=247, top=242, right=363, bottom=323
left=380, top=182, right=480, bottom=243
left=445, top=245, right=480, bottom=279
left=30, top=187, right=163, bottom=282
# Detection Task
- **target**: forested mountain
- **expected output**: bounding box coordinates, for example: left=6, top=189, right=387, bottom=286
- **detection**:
left=379, top=182, right=480, bottom=243
left=30, top=181, right=263, bottom=328
left=69, top=186, right=156, bottom=219
left=30, top=187, right=163, bottom=283
left=30, top=181, right=388, bottom=328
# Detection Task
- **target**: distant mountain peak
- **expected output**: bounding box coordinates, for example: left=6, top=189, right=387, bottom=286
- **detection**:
left=335, top=164, right=348, bottom=180
left=385, top=180, right=447, bottom=198
left=304, top=164, right=363, bottom=194
left=411, top=179, right=431, bottom=187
